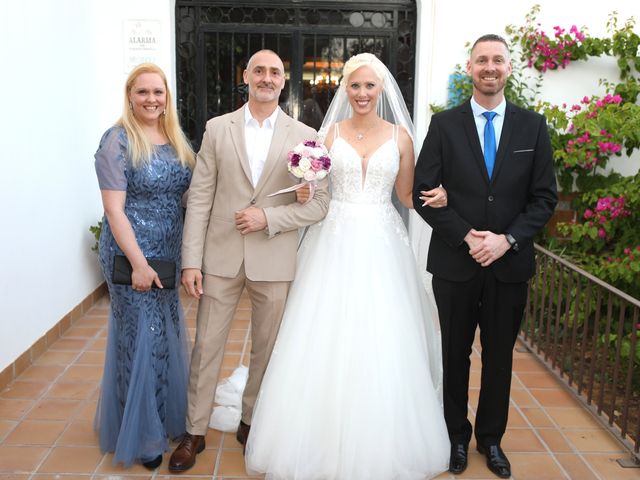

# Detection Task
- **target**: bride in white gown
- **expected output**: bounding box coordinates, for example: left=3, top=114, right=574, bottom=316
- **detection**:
left=245, top=53, right=450, bottom=479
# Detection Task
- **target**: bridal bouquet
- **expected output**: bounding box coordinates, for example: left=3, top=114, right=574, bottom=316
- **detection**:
left=269, top=139, right=331, bottom=200
left=288, top=140, right=332, bottom=182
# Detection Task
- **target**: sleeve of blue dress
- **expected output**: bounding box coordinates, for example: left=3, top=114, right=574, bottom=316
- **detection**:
left=95, top=126, right=128, bottom=191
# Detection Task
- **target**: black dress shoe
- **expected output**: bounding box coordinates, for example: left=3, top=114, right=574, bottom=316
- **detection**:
left=142, top=454, right=162, bottom=470
left=477, top=444, right=511, bottom=478
left=448, top=442, right=469, bottom=474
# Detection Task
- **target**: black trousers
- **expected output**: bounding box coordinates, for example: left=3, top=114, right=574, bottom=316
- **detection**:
left=432, top=268, right=528, bottom=446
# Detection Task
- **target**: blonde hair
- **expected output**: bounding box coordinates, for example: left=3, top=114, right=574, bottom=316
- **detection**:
left=341, top=53, right=386, bottom=90
left=117, top=63, right=195, bottom=169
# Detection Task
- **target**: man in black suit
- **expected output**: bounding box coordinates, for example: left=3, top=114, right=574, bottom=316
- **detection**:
left=413, top=34, right=557, bottom=478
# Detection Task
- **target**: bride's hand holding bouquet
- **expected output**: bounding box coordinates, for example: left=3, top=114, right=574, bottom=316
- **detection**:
left=269, top=139, right=332, bottom=204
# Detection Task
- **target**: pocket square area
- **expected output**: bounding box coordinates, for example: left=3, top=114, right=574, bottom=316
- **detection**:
left=513, top=148, right=535, bottom=153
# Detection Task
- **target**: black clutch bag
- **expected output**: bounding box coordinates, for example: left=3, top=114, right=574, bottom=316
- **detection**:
left=112, top=255, right=176, bottom=289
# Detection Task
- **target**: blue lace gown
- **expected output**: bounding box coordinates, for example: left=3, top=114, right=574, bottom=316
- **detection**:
left=93, top=126, right=192, bottom=466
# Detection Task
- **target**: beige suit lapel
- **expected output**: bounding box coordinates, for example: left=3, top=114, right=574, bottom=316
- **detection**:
left=228, top=107, right=253, bottom=186
left=254, top=109, right=292, bottom=196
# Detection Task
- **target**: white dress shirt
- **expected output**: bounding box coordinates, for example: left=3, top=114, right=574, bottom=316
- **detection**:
left=470, top=97, right=506, bottom=154
left=244, top=105, right=280, bottom=187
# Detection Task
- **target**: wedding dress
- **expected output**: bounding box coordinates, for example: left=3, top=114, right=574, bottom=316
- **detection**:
left=245, top=126, right=450, bottom=479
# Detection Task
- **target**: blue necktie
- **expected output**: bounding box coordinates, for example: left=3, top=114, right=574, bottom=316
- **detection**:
left=483, top=111, right=497, bottom=178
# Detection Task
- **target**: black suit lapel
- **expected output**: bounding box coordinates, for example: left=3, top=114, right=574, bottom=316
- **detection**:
left=491, top=102, right=516, bottom=182
left=461, top=101, right=490, bottom=184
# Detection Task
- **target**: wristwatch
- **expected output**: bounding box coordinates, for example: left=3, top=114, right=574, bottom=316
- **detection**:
left=505, top=233, right=519, bottom=252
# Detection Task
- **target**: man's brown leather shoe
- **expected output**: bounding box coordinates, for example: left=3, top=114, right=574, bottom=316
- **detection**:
left=236, top=421, right=250, bottom=454
left=168, top=433, right=205, bottom=472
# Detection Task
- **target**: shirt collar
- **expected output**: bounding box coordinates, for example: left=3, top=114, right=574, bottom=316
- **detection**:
left=470, top=96, right=506, bottom=118
left=244, top=104, right=280, bottom=128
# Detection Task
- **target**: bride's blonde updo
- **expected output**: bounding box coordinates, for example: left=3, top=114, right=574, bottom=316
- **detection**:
left=341, top=53, right=386, bottom=90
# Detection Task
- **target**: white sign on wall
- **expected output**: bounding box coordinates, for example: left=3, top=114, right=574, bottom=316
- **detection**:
left=124, top=20, right=161, bottom=73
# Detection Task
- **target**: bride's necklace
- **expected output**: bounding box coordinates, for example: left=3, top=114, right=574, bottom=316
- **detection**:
left=352, top=121, right=378, bottom=141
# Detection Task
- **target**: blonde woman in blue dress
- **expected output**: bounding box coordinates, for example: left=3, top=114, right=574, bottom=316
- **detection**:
left=245, top=53, right=450, bottom=479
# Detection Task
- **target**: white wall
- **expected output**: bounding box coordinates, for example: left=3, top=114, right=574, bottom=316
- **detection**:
left=1, top=0, right=637, bottom=372
left=0, top=0, right=174, bottom=372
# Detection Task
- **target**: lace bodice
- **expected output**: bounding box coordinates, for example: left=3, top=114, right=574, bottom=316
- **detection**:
left=309, top=130, right=409, bottom=246
left=329, top=136, right=399, bottom=205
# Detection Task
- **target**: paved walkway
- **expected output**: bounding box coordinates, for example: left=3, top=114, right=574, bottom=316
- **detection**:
left=0, top=291, right=638, bottom=479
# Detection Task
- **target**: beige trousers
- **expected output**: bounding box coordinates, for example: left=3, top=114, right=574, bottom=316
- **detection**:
left=185, top=264, right=290, bottom=434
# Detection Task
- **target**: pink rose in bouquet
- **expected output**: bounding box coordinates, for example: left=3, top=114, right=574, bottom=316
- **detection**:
left=287, top=140, right=332, bottom=182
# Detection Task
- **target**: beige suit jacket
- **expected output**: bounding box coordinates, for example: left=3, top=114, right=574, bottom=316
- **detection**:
left=182, top=106, right=329, bottom=282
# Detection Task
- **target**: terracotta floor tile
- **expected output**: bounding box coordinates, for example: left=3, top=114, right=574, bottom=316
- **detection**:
left=510, top=389, right=538, bottom=408
left=228, top=329, right=249, bottom=342
left=57, top=365, right=103, bottom=383
left=156, top=477, right=219, bottom=480
left=529, top=388, right=577, bottom=407
left=1, top=381, right=49, bottom=399
left=507, top=452, right=566, bottom=479
left=74, top=401, right=98, bottom=421
left=4, top=420, right=66, bottom=446
left=95, top=452, right=157, bottom=474
left=204, top=428, right=224, bottom=449
left=2, top=475, right=31, bottom=480
left=510, top=375, right=525, bottom=390
left=233, top=308, right=252, bottom=321
left=512, top=357, right=549, bottom=373
left=74, top=317, right=107, bottom=327
left=222, top=431, right=244, bottom=450
left=468, top=370, right=481, bottom=388
left=62, top=326, right=101, bottom=338
left=218, top=476, right=265, bottom=480
left=157, top=448, right=218, bottom=475
left=536, top=428, right=574, bottom=453
left=231, top=325, right=250, bottom=338
left=33, top=351, right=78, bottom=366
left=520, top=407, right=554, bottom=427
left=222, top=354, right=243, bottom=369
left=57, top=420, right=99, bottom=446
left=506, top=407, right=528, bottom=428
left=218, top=449, right=249, bottom=476
left=502, top=428, right=547, bottom=452
left=26, top=399, right=83, bottom=421
left=0, top=445, right=49, bottom=473
left=17, top=365, right=65, bottom=382
left=468, top=388, right=480, bottom=408
left=92, top=475, right=151, bottom=480
left=37, top=446, right=103, bottom=473
left=86, top=338, right=107, bottom=352
left=223, top=341, right=246, bottom=353
left=0, top=419, right=17, bottom=441
left=34, top=475, right=96, bottom=480
left=434, top=472, right=454, bottom=479
left=49, top=338, right=90, bottom=351
left=517, top=372, right=564, bottom=389
left=545, top=407, right=603, bottom=429
left=45, top=382, right=97, bottom=400
left=564, top=429, right=627, bottom=453
left=0, top=398, right=35, bottom=420
left=583, top=453, right=640, bottom=480
left=74, top=351, right=104, bottom=366
left=554, top=453, right=600, bottom=480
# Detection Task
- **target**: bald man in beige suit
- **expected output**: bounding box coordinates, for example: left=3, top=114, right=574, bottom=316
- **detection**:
left=169, top=50, right=329, bottom=472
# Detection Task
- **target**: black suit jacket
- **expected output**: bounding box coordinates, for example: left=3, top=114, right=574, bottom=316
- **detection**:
left=413, top=99, right=558, bottom=283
